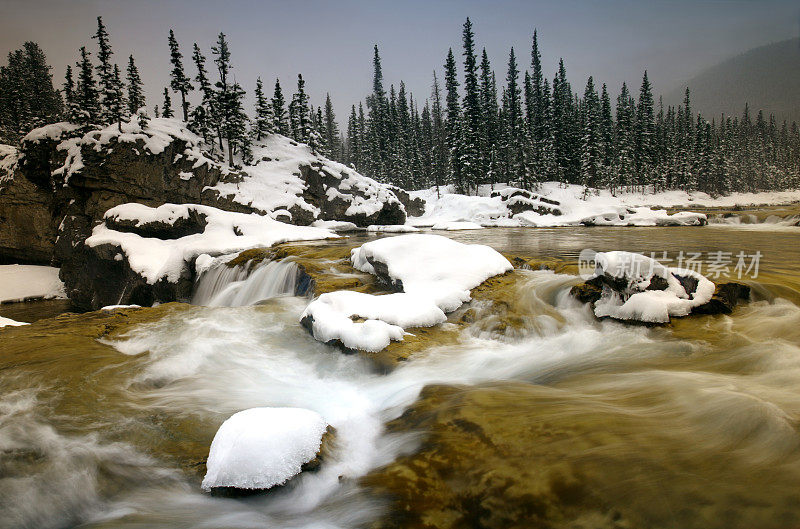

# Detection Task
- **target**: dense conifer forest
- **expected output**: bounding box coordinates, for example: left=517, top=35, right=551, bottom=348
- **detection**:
left=1, top=16, right=798, bottom=194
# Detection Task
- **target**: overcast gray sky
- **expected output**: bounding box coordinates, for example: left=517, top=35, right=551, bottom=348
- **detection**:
left=1, top=0, right=797, bottom=119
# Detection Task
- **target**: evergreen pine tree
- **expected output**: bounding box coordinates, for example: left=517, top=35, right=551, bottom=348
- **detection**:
left=108, top=63, right=126, bottom=131
left=323, top=93, right=340, bottom=159
left=634, top=71, right=655, bottom=189
left=125, top=55, right=145, bottom=115
left=161, top=87, right=173, bottom=118
left=168, top=29, right=193, bottom=121
left=189, top=44, right=215, bottom=145
left=92, top=16, right=115, bottom=124
left=460, top=18, right=482, bottom=193
left=75, top=46, right=100, bottom=125
left=443, top=48, right=462, bottom=191
left=271, top=78, right=288, bottom=135
left=253, top=77, right=273, bottom=141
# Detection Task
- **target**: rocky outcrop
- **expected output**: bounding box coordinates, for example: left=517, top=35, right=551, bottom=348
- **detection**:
left=0, top=120, right=408, bottom=308
left=490, top=187, right=562, bottom=216
left=570, top=276, right=751, bottom=318
left=0, top=149, right=58, bottom=264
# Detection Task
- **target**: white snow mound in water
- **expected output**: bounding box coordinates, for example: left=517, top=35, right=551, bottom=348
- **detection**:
left=301, top=291, right=446, bottom=352
left=591, top=251, right=716, bottom=323
left=350, top=234, right=512, bottom=312
left=201, top=407, right=328, bottom=491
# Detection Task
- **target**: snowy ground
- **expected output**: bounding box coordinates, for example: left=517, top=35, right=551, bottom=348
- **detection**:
left=409, top=183, right=800, bottom=228
left=0, top=264, right=65, bottom=303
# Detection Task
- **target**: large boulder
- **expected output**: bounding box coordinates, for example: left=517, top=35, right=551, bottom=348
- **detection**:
left=570, top=251, right=750, bottom=322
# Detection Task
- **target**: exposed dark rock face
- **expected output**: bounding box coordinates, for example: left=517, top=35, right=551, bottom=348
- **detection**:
left=692, top=282, right=751, bottom=315
left=388, top=185, right=426, bottom=217
left=0, top=166, right=58, bottom=264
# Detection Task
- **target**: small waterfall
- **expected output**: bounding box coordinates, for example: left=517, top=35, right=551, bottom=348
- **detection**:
left=192, top=259, right=300, bottom=307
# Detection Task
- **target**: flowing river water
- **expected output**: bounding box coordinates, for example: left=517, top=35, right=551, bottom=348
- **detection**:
left=1, top=219, right=800, bottom=529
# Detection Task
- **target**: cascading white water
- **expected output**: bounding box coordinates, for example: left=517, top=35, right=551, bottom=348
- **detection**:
left=192, top=259, right=300, bottom=307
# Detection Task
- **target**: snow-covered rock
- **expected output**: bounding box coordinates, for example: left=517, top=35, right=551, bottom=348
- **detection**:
left=207, top=134, right=405, bottom=226
left=0, top=265, right=66, bottom=303
left=202, top=407, right=329, bottom=492
left=300, top=291, right=446, bottom=352
left=61, top=202, right=336, bottom=310
left=351, top=234, right=513, bottom=312
left=580, top=251, right=717, bottom=323
left=301, top=235, right=511, bottom=353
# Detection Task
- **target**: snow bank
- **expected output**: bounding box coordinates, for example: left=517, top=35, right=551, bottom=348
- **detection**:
left=431, top=221, right=484, bottom=231
left=202, top=407, right=329, bottom=491
left=301, top=291, right=446, bottom=352
left=589, top=251, right=716, bottom=323
left=0, top=316, right=29, bottom=328
left=408, top=182, right=800, bottom=228
left=86, top=203, right=337, bottom=284
left=366, top=224, right=419, bottom=233
left=0, top=265, right=66, bottom=303
left=311, top=220, right=360, bottom=232
left=351, top=234, right=513, bottom=312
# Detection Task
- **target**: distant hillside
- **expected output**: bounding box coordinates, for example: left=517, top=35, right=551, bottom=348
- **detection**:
left=665, top=38, right=800, bottom=124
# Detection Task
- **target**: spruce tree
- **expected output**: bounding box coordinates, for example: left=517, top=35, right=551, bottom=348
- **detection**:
left=504, top=47, right=526, bottom=188
left=579, top=76, right=601, bottom=190
left=75, top=46, right=100, bottom=125
left=366, top=45, right=388, bottom=180
left=161, top=87, right=173, bottom=118
left=271, top=78, right=288, bottom=135
left=443, top=48, right=461, bottom=191
left=108, top=64, right=125, bottom=131
left=168, top=29, right=193, bottom=121
left=253, top=77, right=273, bottom=141
left=93, top=16, right=115, bottom=124
left=291, top=74, right=311, bottom=144
left=62, top=65, right=77, bottom=122
left=634, top=71, right=655, bottom=189
left=323, top=93, right=340, bottom=160
left=190, top=44, right=215, bottom=145
left=460, top=18, right=482, bottom=193
left=125, top=55, right=145, bottom=115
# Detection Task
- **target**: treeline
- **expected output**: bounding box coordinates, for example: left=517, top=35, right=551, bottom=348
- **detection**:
left=1, top=16, right=799, bottom=194
left=0, top=17, right=341, bottom=168
left=342, top=19, right=800, bottom=194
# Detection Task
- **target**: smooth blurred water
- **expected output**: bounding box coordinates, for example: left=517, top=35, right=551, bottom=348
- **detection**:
left=1, top=224, right=800, bottom=528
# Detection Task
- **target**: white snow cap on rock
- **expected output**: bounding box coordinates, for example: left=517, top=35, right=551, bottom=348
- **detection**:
left=302, top=234, right=511, bottom=352
left=590, top=251, right=715, bottom=323
left=202, top=407, right=329, bottom=491
left=351, top=234, right=512, bottom=312
left=301, top=291, right=446, bottom=352
left=87, top=203, right=337, bottom=284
